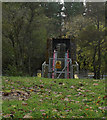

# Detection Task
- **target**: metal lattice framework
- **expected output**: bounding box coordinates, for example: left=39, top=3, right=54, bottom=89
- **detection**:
left=42, top=37, right=79, bottom=79
left=42, top=51, right=79, bottom=79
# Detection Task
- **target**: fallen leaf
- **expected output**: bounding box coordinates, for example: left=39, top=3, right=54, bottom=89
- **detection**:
left=39, top=99, right=43, bottom=102
left=103, top=95, right=107, bottom=100
left=52, top=109, right=58, bottom=112
left=97, top=100, right=100, bottom=103
left=86, top=108, right=89, bottom=110
left=3, top=92, right=10, bottom=96
left=66, top=95, right=71, bottom=97
left=64, top=98, right=69, bottom=101
left=93, top=80, right=99, bottom=82
left=93, top=83, right=98, bottom=86
left=3, top=114, right=10, bottom=118
left=65, top=110, right=69, bottom=112
left=39, top=85, right=44, bottom=88
left=85, top=90, right=91, bottom=92
left=60, top=116, right=65, bottom=118
left=40, top=109, right=45, bottom=112
left=19, top=97, right=23, bottom=101
left=30, top=89, right=34, bottom=92
left=98, top=106, right=107, bottom=110
left=75, top=101, right=79, bottom=103
left=70, top=86, right=75, bottom=89
left=23, top=113, right=32, bottom=118
left=42, top=113, right=46, bottom=116
left=59, top=82, right=63, bottom=85
left=22, top=102, right=28, bottom=106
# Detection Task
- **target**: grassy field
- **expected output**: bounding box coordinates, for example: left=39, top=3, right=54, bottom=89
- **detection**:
left=2, top=76, right=106, bottom=119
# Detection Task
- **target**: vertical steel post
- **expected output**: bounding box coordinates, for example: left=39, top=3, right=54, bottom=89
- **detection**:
left=54, top=51, right=57, bottom=79
left=67, top=50, right=69, bottom=79
left=52, top=50, right=55, bottom=79
left=70, top=64, right=73, bottom=79
left=76, top=61, right=79, bottom=78
left=48, top=59, right=51, bottom=78
left=65, top=52, right=67, bottom=78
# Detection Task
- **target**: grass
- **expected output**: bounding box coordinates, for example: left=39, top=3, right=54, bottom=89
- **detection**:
left=2, top=76, right=106, bottom=119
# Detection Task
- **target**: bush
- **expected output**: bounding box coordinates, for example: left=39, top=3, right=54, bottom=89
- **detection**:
left=5, top=65, right=23, bottom=76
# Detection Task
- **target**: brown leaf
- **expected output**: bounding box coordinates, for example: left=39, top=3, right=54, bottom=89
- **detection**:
left=19, top=97, right=23, bottom=101
left=103, top=95, right=107, bottom=100
left=22, top=102, right=28, bottom=106
left=3, top=92, right=10, bottom=96
left=70, top=85, right=75, bottom=89
left=93, top=83, right=98, bottom=86
left=42, top=113, right=46, bottom=116
left=40, top=109, right=45, bottom=112
left=59, top=82, right=63, bottom=85
left=99, top=106, right=107, bottom=110
left=85, top=90, right=91, bottom=92
left=39, top=85, right=44, bottom=88
left=64, top=97, right=69, bottom=101
left=3, top=114, right=10, bottom=118
left=30, top=89, right=34, bottom=92
left=23, top=113, right=32, bottom=118
left=97, top=100, right=100, bottom=103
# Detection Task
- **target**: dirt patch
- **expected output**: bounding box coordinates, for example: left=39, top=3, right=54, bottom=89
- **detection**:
left=2, top=90, right=31, bottom=101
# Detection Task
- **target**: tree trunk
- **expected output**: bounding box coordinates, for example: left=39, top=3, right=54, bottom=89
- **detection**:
left=96, top=39, right=101, bottom=79
left=28, top=57, right=31, bottom=76
left=96, top=15, right=101, bottom=79
left=93, top=46, right=97, bottom=79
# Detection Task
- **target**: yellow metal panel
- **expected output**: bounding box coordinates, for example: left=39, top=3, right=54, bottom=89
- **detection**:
left=74, top=74, right=79, bottom=79
left=37, top=73, right=41, bottom=77
left=55, top=61, right=61, bottom=69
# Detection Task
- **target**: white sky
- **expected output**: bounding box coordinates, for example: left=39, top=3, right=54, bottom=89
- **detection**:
left=1, top=0, right=106, bottom=2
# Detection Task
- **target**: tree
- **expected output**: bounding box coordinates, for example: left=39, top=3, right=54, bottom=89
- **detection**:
left=77, top=24, right=105, bottom=78
left=2, top=3, right=49, bottom=75
left=85, top=2, right=105, bottom=79
left=2, top=2, right=65, bottom=76
left=65, top=2, right=105, bottom=79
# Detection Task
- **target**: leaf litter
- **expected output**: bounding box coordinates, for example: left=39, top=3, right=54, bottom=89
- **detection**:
left=2, top=77, right=106, bottom=118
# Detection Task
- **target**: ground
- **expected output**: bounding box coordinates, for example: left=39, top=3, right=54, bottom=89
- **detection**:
left=2, top=76, right=106, bottom=119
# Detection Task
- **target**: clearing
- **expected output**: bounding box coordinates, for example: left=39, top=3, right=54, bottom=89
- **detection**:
left=2, top=76, right=106, bottom=119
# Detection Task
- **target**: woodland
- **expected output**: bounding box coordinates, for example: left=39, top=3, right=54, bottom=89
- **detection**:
left=2, top=2, right=106, bottom=79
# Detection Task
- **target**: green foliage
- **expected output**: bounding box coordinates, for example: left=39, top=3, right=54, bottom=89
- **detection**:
left=77, top=23, right=106, bottom=75
left=2, top=2, right=106, bottom=78
left=65, top=2, right=106, bottom=79
left=2, top=2, right=57, bottom=76
left=5, top=65, right=23, bottom=76
left=64, top=2, right=85, bottom=17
